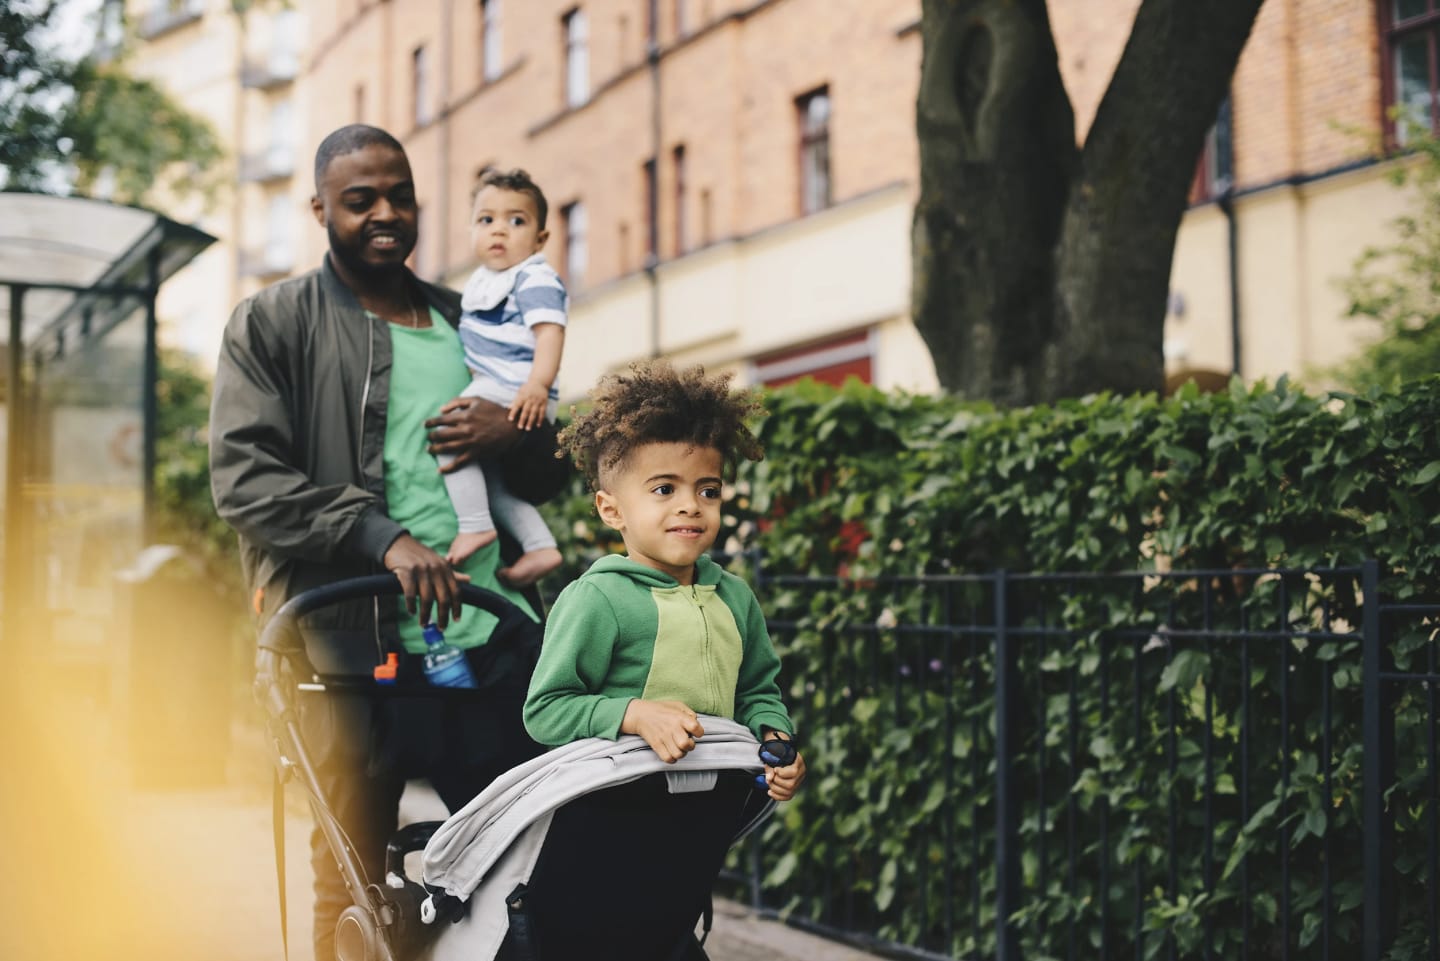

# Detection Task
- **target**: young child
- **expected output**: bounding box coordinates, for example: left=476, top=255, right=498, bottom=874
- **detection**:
left=523, top=360, right=806, bottom=801
left=438, top=168, right=565, bottom=587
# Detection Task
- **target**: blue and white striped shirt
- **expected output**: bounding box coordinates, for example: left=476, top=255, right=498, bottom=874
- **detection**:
left=458, top=254, right=568, bottom=402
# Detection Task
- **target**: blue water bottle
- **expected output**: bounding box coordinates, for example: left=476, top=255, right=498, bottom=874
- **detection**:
left=421, top=623, right=477, bottom=688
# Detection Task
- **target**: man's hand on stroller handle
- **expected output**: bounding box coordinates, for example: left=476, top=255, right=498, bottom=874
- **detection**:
left=620, top=699, right=706, bottom=763
left=759, top=731, right=806, bottom=802
left=384, top=533, right=471, bottom=629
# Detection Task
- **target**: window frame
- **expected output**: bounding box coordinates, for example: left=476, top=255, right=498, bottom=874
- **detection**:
left=563, top=7, right=590, bottom=109
left=264, top=192, right=294, bottom=272
left=1381, top=0, right=1440, bottom=143
left=672, top=144, right=687, bottom=257
left=562, top=200, right=588, bottom=289
left=412, top=44, right=432, bottom=127
left=642, top=157, right=658, bottom=265
left=266, top=97, right=295, bottom=174
left=481, top=0, right=503, bottom=83
left=796, top=85, right=833, bottom=216
left=1188, top=97, right=1233, bottom=206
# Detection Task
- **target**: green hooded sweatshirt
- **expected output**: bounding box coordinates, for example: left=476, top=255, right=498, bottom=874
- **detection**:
left=523, top=554, right=795, bottom=745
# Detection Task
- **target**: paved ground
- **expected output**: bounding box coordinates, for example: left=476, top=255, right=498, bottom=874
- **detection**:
left=0, top=679, right=881, bottom=961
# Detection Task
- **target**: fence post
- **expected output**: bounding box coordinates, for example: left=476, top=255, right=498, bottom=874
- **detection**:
left=1361, top=558, right=1389, bottom=961
left=748, top=547, right=766, bottom=913
left=994, top=569, right=1022, bottom=961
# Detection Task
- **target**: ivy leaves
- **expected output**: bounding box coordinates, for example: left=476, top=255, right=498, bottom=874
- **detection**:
left=539, top=374, right=1440, bottom=956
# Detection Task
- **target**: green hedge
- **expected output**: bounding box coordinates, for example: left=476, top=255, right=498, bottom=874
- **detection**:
left=538, top=376, right=1440, bottom=959
left=543, top=375, right=1440, bottom=591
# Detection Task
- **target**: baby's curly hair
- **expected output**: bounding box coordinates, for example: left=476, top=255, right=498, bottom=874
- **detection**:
left=559, top=360, right=765, bottom=491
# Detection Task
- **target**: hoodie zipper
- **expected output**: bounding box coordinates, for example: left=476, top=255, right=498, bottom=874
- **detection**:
left=692, top=585, right=720, bottom=712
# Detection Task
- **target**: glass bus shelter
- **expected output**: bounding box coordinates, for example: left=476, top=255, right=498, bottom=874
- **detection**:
left=0, top=192, right=214, bottom=667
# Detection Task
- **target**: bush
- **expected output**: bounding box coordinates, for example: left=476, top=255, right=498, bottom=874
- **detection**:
left=1339, top=126, right=1440, bottom=392
left=540, top=375, right=1440, bottom=957
left=545, top=374, right=1440, bottom=594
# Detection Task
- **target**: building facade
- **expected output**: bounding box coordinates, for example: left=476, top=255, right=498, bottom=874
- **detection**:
left=123, top=0, right=306, bottom=366
left=295, top=0, right=934, bottom=396
left=131, top=0, right=1424, bottom=395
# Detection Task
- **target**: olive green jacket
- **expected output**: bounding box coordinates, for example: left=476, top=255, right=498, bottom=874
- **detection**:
left=208, top=256, right=462, bottom=664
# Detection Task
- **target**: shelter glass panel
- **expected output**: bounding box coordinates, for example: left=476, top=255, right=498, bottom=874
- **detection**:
left=28, top=296, right=148, bottom=656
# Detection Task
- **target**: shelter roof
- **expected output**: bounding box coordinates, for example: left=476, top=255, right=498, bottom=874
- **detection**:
left=0, top=192, right=215, bottom=354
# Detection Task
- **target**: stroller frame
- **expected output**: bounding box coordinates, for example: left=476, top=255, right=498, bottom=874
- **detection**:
left=256, top=574, right=536, bottom=961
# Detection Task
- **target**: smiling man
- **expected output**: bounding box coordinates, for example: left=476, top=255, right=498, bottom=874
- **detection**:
left=209, top=124, right=554, bottom=960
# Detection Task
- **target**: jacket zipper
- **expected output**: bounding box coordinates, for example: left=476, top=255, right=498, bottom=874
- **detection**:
left=361, top=320, right=384, bottom=662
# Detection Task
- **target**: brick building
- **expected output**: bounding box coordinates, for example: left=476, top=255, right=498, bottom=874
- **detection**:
left=131, top=0, right=1427, bottom=395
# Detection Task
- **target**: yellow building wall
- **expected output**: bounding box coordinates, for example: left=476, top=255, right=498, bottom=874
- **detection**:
left=559, top=183, right=929, bottom=397
left=560, top=274, right=653, bottom=401
left=1166, top=160, right=1414, bottom=387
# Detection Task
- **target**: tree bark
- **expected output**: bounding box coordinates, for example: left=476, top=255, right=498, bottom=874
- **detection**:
left=913, top=0, right=1077, bottom=406
left=914, top=0, right=1266, bottom=405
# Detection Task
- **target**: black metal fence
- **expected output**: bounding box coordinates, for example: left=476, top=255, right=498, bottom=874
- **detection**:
left=718, top=559, right=1437, bottom=961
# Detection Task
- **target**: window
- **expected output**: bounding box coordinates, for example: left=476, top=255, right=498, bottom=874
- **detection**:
left=753, top=332, right=873, bottom=389
left=1385, top=0, right=1440, bottom=141
left=265, top=193, right=293, bottom=272
left=797, top=86, right=832, bottom=214
left=672, top=144, right=687, bottom=255
left=413, top=204, right=430, bottom=277
left=563, top=8, right=589, bottom=108
left=563, top=201, right=588, bottom=287
left=267, top=98, right=295, bottom=175
left=699, top=187, right=713, bottom=247
left=413, top=45, right=431, bottom=126
left=269, top=9, right=301, bottom=78
left=642, top=157, right=658, bottom=263
left=481, top=0, right=502, bottom=82
left=97, top=0, right=124, bottom=56
left=1189, top=98, right=1233, bottom=205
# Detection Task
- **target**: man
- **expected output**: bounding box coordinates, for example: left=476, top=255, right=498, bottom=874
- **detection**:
left=209, top=124, right=560, bottom=960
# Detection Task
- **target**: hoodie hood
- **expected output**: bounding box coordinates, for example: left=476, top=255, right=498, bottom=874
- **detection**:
left=583, top=552, right=723, bottom=588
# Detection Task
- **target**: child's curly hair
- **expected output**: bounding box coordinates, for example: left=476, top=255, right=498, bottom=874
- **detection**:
left=558, top=360, right=765, bottom=491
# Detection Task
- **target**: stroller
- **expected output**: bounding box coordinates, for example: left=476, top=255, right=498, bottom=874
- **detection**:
left=257, top=575, right=778, bottom=961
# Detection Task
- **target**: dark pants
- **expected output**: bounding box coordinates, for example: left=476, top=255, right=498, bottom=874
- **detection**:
left=300, top=619, right=542, bottom=961
left=503, top=772, right=767, bottom=961
left=304, top=723, right=509, bottom=960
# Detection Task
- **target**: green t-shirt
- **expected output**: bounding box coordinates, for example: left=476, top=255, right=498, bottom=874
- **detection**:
left=384, top=307, right=536, bottom=653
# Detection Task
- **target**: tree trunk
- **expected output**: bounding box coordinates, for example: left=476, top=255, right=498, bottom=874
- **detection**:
left=914, top=0, right=1266, bottom=405
left=913, top=0, right=1077, bottom=406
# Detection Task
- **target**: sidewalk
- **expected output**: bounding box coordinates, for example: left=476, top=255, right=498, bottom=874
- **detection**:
left=0, top=682, right=881, bottom=961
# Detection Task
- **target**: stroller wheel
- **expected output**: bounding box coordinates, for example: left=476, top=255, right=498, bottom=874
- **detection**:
left=335, top=904, right=381, bottom=961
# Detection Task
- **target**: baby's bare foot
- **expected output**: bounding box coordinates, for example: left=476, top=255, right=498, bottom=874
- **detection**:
left=447, top=529, right=498, bottom=565
left=498, top=548, right=563, bottom=588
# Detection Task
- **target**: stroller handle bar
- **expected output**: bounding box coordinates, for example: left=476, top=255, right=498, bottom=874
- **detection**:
left=259, top=574, right=523, bottom=652
left=254, top=574, right=529, bottom=720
